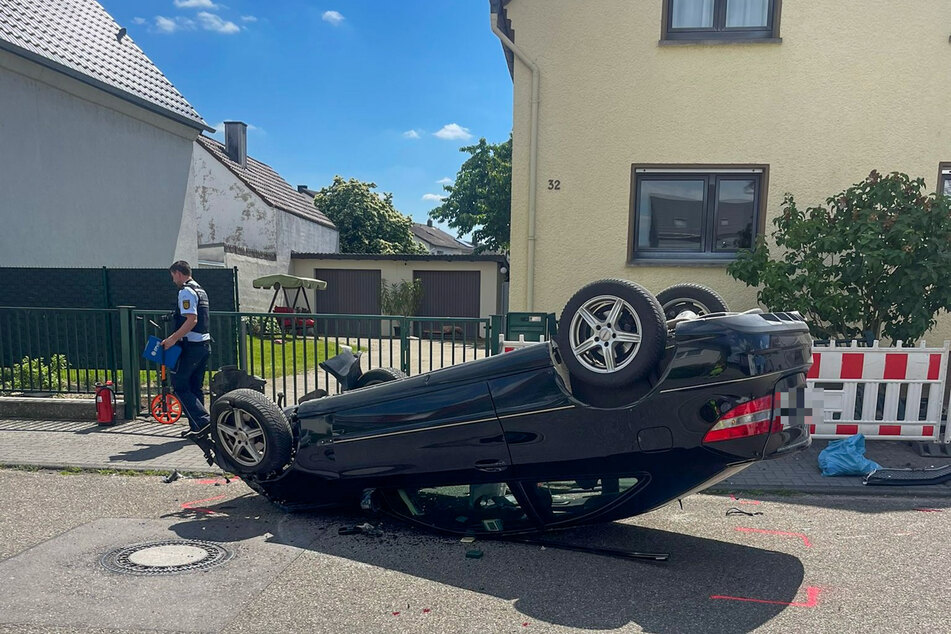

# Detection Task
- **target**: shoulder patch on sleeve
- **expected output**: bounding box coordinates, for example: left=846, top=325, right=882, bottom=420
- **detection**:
left=182, top=299, right=190, bottom=309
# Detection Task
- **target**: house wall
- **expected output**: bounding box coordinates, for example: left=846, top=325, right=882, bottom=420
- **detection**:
left=195, top=244, right=279, bottom=313
left=0, top=52, right=200, bottom=268
left=191, top=146, right=339, bottom=313
left=503, top=0, right=951, bottom=341
left=290, top=258, right=503, bottom=318
left=279, top=211, right=339, bottom=258
left=191, top=149, right=278, bottom=255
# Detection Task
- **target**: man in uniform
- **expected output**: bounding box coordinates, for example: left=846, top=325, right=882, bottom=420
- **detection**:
left=163, top=261, right=212, bottom=438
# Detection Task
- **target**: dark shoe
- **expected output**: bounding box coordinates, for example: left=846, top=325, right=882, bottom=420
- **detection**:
left=183, top=424, right=211, bottom=439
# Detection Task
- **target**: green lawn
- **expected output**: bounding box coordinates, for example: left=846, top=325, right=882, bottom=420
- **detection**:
left=244, top=335, right=346, bottom=378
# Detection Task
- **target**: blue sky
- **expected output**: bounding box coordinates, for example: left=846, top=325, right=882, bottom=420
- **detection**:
left=99, top=0, right=513, bottom=231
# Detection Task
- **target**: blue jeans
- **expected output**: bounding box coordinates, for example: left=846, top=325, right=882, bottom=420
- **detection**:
left=171, top=342, right=211, bottom=431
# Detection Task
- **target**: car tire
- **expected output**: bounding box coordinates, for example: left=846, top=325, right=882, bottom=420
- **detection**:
left=556, top=279, right=666, bottom=387
left=655, top=283, right=729, bottom=320
left=355, top=367, right=407, bottom=389
left=210, top=388, right=293, bottom=476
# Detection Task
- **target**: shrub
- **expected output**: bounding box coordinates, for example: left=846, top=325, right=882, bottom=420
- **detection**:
left=728, top=171, right=951, bottom=343
left=380, top=279, right=423, bottom=316
left=1, top=355, right=70, bottom=391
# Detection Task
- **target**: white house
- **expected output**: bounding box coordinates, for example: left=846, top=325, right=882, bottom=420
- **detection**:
left=410, top=220, right=474, bottom=255
left=0, top=0, right=212, bottom=268
left=193, top=123, right=339, bottom=312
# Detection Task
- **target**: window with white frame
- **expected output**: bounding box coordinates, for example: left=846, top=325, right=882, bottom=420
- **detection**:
left=630, top=167, right=766, bottom=261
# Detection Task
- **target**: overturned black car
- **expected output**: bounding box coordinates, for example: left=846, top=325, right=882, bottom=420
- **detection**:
left=204, top=279, right=812, bottom=536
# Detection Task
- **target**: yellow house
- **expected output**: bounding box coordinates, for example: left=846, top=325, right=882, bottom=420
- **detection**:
left=492, top=0, right=951, bottom=339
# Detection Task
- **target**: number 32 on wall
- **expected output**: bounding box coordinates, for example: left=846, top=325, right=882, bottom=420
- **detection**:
left=547, top=179, right=561, bottom=191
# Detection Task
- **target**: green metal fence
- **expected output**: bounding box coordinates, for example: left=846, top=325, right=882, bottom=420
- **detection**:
left=132, top=310, right=492, bottom=418
left=1, top=307, right=493, bottom=419
left=0, top=307, right=120, bottom=394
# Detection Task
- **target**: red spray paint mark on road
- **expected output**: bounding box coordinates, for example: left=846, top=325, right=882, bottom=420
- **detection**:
left=730, top=495, right=762, bottom=505
left=735, top=526, right=812, bottom=548
left=422, top=609, right=431, bottom=614
left=181, top=495, right=226, bottom=514
left=197, top=477, right=239, bottom=485
left=392, top=612, right=400, bottom=616
left=711, top=586, right=821, bottom=608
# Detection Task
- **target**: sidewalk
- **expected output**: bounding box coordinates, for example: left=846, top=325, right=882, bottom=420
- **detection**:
left=0, top=418, right=222, bottom=474
left=0, top=416, right=949, bottom=495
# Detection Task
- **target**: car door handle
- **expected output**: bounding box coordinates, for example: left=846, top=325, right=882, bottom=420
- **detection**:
left=474, top=459, right=508, bottom=473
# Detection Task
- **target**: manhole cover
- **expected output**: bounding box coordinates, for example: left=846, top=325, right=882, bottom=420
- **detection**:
left=100, top=540, right=233, bottom=576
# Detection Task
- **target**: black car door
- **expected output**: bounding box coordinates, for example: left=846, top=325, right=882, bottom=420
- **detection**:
left=328, top=380, right=512, bottom=487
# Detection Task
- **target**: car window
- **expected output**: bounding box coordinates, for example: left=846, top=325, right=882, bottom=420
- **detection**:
left=527, top=477, right=642, bottom=524
left=382, top=483, right=538, bottom=534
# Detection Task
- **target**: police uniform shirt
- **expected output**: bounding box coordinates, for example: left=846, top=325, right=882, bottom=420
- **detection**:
left=178, top=286, right=212, bottom=342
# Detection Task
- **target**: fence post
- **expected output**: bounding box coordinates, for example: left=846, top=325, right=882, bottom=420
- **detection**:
left=238, top=317, right=248, bottom=371
left=117, top=306, right=136, bottom=420
left=490, top=315, right=503, bottom=355
left=399, top=316, right=410, bottom=375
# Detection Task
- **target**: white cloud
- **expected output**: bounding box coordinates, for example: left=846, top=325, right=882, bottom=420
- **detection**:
left=402, top=129, right=422, bottom=140
left=434, top=123, right=473, bottom=141
left=437, top=177, right=453, bottom=185
left=154, top=16, right=199, bottom=33
left=132, top=17, right=146, bottom=25
left=322, top=10, right=345, bottom=26
left=241, top=15, right=258, bottom=22
left=197, top=12, right=241, bottom=34
left=422, top=194, right=447, bottom=202
left=174, top=0, right=218, bottom=8
left=155, top=16, right=180, bottom=33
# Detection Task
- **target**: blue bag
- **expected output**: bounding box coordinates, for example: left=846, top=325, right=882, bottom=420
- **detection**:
left=818, top=434, right=882, bottom=476
left=141, top=335, right=182, bottom=369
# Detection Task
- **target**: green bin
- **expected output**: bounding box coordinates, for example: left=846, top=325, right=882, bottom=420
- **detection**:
left=505, top=312, right=556, bottom=342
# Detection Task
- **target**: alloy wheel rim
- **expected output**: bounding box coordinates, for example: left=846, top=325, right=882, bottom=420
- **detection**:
left=662, top=298, right=711, bottom=319
left=216, top=407, right=267, bottom=467
left=568, top=294, right=643, bottom=374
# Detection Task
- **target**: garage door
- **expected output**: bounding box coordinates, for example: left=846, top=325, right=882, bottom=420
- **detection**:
left=413, top=270, right=480, bottom=338
left=314, top=268, right=381, bottom=337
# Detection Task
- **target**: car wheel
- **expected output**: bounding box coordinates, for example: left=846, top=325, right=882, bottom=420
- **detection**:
left=355, top=367, right=407, bottom=389
left=556, top=279, right=666, bottom=387
left=210, top=388, right=293, bottom=476
left=655, top=283, right=729, bottom=320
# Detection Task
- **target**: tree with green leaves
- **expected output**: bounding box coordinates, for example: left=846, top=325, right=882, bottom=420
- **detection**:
left=314, top=176, right=427, bottom=255
left=727, top=170, right=951, bottom=343
left=429, top=136, right=512, bottom=253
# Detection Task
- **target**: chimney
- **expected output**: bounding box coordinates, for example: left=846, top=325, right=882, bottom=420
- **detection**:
left=427, top=219, right=433, bottom=227
left=297, top=185, right=309, bottom=194
left=224, top=121, right=247, bottom=168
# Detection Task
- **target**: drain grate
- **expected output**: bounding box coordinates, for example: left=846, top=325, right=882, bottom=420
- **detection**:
left=100, top=540, right=233, bottom=576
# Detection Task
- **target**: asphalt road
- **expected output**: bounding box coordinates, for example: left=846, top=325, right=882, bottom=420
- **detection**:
left=0, top=468, right=948, bottom=634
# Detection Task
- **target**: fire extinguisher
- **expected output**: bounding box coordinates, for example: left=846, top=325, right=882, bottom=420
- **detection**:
left=95, top=381, right=117, bottom=425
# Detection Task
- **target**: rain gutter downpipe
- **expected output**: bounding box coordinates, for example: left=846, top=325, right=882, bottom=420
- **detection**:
left=491, top=8, right=539, bottom=311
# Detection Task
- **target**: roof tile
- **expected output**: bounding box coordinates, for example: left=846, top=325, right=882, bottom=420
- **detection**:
left=0, top=0, right=206, bottom=129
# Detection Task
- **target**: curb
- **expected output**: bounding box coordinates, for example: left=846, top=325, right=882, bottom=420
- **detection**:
left=0, top=461, right=221, bottom=475
left=0, top=397, right=126, bottom=422
left=711, top=482, right=951, bottom=498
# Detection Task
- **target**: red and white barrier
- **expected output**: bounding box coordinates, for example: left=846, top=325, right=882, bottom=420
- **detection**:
left=807, top=340, right=950, bottom=442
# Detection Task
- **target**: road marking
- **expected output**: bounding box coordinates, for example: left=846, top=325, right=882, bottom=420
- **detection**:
left=735, top=526, right=812, bottom=548
left=710, top=586, right=821, bottom=607
left=181, top=495, right=226, bottom=514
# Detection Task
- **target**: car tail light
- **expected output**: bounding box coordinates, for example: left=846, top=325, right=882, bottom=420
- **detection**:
left=703, top=394, right=781, bottom=443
